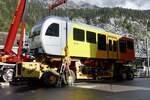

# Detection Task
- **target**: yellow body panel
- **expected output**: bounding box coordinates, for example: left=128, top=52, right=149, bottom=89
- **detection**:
left=96, top=50, right=107, bottom=59
left=16, top=62, right=43, bottom=79
left=67, top=23, right=122, bottom=59
left=16, top=62, right=59, bottom=80
left=68, top=23, right=109, bottom=59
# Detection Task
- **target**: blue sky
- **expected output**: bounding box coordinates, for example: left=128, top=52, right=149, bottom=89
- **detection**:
left=73, top=0, right=150, bottom=10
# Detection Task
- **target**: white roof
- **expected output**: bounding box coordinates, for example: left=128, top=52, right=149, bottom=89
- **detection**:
left=35, top=16, right=105, bottom=32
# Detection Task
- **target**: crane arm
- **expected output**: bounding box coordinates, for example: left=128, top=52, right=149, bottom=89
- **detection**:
left=48, top=0, right=67, bottom=10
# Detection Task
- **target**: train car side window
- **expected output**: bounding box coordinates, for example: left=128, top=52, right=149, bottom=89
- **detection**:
left=119, top=40, right=126, bottom=53
left=73, top=28, right=85, bottom=42
left=127, top=40, right=134, bottom=49
left=98, top=34, right=106, bottom=50
left=113, top=41, right=117, bottom=52
left=109, top=40, right=112, bottom=51
left=45, top=23, right=59, bottom=37
left=86, top=31, right=96, bottom=43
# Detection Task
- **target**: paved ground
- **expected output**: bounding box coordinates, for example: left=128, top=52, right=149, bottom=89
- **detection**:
left=0, top=78, right=150, bottom=100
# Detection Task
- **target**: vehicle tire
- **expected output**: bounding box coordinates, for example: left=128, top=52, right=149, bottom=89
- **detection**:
left=2, top=69, right=14, bottom=82
left=127, top=72, right=134, bottom=80
left=42, top=72, right=58, bottom=87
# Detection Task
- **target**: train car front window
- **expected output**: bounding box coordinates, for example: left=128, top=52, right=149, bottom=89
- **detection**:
left=45, top=23, right=59, bottom=37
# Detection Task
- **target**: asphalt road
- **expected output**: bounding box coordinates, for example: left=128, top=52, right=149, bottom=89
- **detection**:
left=0, top=78, right=150, bottom=100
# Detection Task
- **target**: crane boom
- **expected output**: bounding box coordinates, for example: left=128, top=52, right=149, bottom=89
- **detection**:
left=48, top=0, right=67, bottom=10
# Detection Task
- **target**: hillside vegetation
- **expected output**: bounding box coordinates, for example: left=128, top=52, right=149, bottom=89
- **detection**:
left=0, top=1, right=150, bottom=37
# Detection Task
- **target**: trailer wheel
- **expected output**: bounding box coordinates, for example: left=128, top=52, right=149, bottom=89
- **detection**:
left=2, top=69, right=14, bottom=82
left=42, top=72, right=58, bottom=87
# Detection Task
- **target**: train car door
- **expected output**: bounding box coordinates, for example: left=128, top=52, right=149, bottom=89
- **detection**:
left=69, top=25, right=86, bottom=57
left=43, top=21, right=62, bottom=55
left=60, top=20, right=67, bottom=56
left=96, top=34, right=107, bottom=59
left=118, top=38, right=127, bottom=62
left=108, top=37, right=118, bottom=59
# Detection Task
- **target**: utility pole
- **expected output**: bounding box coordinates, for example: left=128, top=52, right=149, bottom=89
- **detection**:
left=146, top=37, right=150, bottom=77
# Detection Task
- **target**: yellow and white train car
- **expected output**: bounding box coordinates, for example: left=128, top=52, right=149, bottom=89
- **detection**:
left=30, top=16, right=123, bottom=60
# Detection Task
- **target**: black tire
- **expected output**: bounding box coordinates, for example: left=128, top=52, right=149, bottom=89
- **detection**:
left=127, top=72, right=134, bottom=80
left=2, top=69, right=14, bottom=82
left=116, top=72, right=127, bottom=81
left=42, top=72, right=58, bottom=87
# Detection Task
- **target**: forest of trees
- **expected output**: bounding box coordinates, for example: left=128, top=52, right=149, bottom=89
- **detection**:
left=0, top=0, right=150, bottom=35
